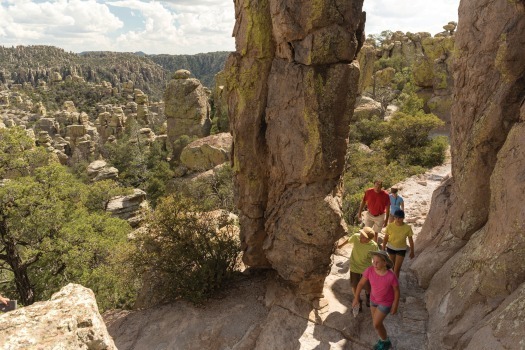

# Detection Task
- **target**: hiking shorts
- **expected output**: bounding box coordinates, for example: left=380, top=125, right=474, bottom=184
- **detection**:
left=370, top=300, right=392, bottom=314
left=350, top=272, right=371, bottom=292
left=387, top=247, right=407, bottom=257
left=363, top=211, right=385, bottom=233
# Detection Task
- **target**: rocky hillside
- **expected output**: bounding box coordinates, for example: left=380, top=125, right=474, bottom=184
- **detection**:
left=148, top=51, right=230, bottom=88
left=357, top=24, right=456, bottom=129
left=0, top=46, right=228, bottom=100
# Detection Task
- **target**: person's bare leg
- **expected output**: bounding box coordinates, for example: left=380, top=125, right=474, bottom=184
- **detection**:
left=372, top=307, right=389, bottom=340
left=387, top=252, right=396, bottom=272
left=393, top=255, right=405, bottom=278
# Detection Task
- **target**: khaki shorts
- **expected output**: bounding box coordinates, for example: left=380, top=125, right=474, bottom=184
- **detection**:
left=363, top=211, right=385, bottom=233
left=350, top=272, right=371, bottom=293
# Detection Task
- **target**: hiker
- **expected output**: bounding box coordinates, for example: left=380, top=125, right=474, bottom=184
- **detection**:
left=353, top=250, right=399, bottom=350
left=0, top=293, right=9, bottom=306
left=356, top=180, right=390, bottom=243
left=348, top=227, right=379, bottom=312
left=383, top=209, right=415, bottom=278
left=388, top=187, right=404, bottom=223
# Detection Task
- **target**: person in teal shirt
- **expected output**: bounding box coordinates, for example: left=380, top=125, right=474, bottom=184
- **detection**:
left=388, top=187, right=404, bottom=223
left=348, top=227, right=379, bottom=311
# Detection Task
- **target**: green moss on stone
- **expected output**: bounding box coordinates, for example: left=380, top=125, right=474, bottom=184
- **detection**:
left=495, top=34, right=511, bottom=82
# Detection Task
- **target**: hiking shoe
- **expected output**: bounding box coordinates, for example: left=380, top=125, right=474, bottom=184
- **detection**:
left=372, top=339, right=382, bottom=350
left=378, top=338, right=392, bottom=350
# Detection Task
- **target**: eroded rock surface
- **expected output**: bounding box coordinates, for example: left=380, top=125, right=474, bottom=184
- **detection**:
left=0, top=284, right=116, bottom=350
left=411, top=1, right=525, bottom=348
left=164, top=70, right=211, bottom=157
left=180, top=132, right=232, bottom=171
left=225, top=0, right=363, bottom=298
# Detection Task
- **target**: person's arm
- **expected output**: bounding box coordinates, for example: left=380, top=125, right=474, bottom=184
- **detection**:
left=383, top=206, right=390, bottom=227
left=391, top=285, right=400, bottom=315
left=356, top=194, right=366, bottom=223
left=408, top=236, right=415, bottom=259
left=382, top=231, right=389, bottom=251
left=352, top=276, right=369, bottom=308
left=400, top=198, right=405, bottom=211
left=0, top=294, right=9, bottom=305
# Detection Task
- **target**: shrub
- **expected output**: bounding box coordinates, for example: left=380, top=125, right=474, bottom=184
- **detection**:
left=350, top=116, right=388, bottom=146
left=102, top=124, right=174, bottom=206
left=402, top=136, right=449, bottom=167
left=131, top=194, right=240, bottom=304
left=173, top=163, right=235, bottom=212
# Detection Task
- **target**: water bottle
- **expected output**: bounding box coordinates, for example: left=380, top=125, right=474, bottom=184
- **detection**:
left=352, top=304, right=360, bottom=317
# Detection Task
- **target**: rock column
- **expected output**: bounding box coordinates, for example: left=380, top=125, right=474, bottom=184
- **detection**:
left=225, top=0, right=364, bottom=298
left=412, top=0, right=525, bottom=348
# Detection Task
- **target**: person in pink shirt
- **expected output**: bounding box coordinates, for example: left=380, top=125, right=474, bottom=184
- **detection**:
left=352, top=250, right=399, bottom=350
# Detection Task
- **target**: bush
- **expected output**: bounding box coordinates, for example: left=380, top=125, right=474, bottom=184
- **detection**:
left=402, top=136, right=449, bottom=167
left=350, top=116, right=388, bottom=146
left=131, top=194, right=240, bottom=304
left=384, top=110, right=443, bottom=149
left=173, top=163, right=235, bottom=212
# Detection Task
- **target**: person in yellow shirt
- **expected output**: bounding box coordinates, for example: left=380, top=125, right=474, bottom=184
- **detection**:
left=382, top=209, right=415, bottom=278
left=348, top=227, right=379, bottom=311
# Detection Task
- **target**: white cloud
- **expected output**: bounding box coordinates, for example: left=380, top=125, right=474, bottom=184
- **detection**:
left=0, top=0, right=458, bottom=54
left=363, top=0, right=459, bottom=36
left=0, top=0, right=123, bottom=50
left=107, top=0, right=235, bottom=54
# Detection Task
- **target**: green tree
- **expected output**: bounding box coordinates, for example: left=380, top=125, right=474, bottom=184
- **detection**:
left=131, top=194, right=240, bottom=304
left=0, top=128, right=135, bottom=307
left=102, top=120, right=174, bottom=206
left=0, top=164, right=135, bottom=308
left=0, top=127, right=50, bottom=178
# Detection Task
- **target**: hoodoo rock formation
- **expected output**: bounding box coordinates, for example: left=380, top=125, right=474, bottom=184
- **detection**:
left=411, top=0, right=525, bottom=348
left=225, top=0, right=364, bottom=297
left=164, top=69, right=212, bottom=158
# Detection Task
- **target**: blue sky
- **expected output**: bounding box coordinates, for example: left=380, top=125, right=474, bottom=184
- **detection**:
left=0, top=0, right=459, bottom=55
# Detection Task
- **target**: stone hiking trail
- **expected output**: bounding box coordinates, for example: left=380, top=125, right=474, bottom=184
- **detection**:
left=106, top=158, right=451, bottom=350
left=332, top=157, right=451, bottom=349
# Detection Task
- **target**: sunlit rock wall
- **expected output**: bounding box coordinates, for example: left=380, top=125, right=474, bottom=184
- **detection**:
left=225, top=0, right=364, bottom=298
left=412, top=0, right=525, bottom=348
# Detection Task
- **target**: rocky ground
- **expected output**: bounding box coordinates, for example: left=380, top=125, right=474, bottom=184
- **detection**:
left=105, top=157, right=452, bottom=350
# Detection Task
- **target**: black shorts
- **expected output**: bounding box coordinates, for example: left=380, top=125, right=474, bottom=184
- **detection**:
left=387, top=247, right=406, bottom=257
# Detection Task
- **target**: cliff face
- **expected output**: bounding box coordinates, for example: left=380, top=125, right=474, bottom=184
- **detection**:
left=412, top=0, right=525, bottom=348
left=225, top=0, right=363, bottom=298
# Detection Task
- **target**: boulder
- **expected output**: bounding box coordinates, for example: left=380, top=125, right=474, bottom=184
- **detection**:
left=0, top=284, right=116, bottom=350
left=106, top=189, right=147, bottom=227
left=87, top=160, right=119, bottom=182
left=353, top=96, right=383, bottom=120
left=180, top=132, right=232, bottom=171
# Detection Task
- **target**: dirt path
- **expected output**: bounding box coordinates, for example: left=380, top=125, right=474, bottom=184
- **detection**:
left=332, top=157, right=452, bottom=349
